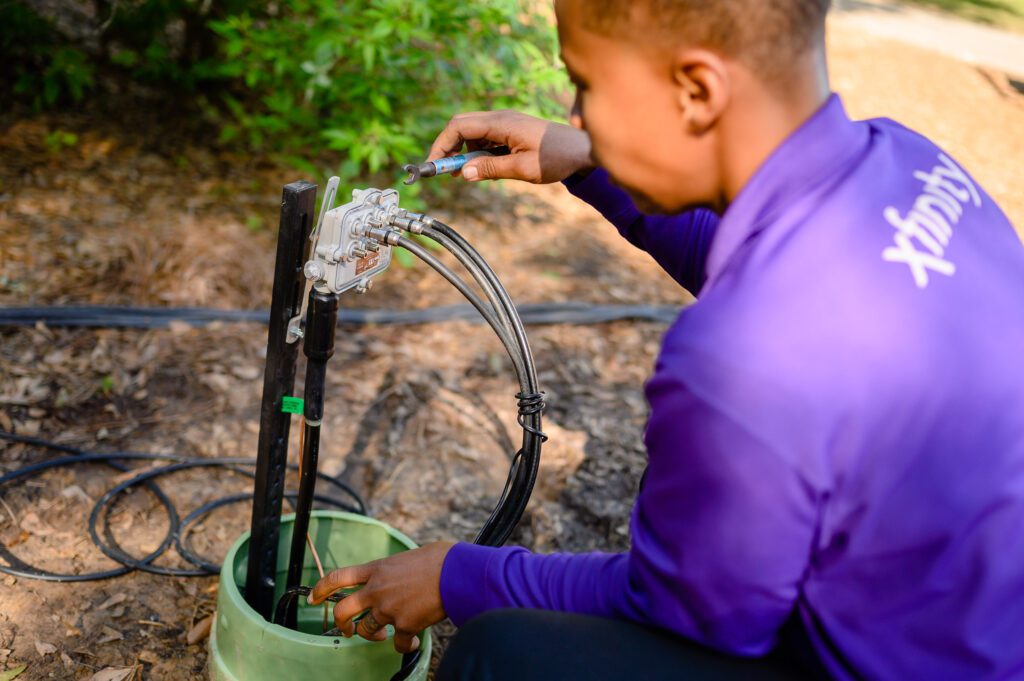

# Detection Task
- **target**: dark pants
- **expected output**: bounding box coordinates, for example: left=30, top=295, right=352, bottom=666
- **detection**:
left=436, top=609, right=814, bottom=681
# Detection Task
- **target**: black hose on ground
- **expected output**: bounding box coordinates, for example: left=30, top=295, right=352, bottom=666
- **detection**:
left=0, top=302, right=680, bottom=329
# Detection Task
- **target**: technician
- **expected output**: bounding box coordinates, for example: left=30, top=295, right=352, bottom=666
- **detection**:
left=310, top=1, right=1024, bottom=678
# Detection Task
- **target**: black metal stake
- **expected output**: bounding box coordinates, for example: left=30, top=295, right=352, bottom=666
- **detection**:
left=283, top=289, right=339, bottom=629
left=245, top=181, right=317, bottom=620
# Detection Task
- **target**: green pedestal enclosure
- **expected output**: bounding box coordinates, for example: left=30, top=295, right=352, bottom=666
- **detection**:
left=209, top=511, right=431, bottom=681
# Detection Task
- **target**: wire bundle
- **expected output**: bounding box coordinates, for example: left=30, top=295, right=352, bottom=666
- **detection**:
left=393, top=216, right=546, bottom=547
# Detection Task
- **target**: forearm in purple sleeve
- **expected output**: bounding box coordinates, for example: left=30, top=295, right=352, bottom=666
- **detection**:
left=563, top=168, right=719, bottom=295
left=440, top=544, right=630, bottom=626
left=439, top=345, right=818, bottom=655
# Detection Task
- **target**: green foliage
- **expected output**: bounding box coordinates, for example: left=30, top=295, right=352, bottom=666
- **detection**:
left=99, top=374, right=115, bottom=395
left=0, top=1, right=96, bottom=108
left=1, top=0, right=566, bottom=197
left=207, top=0, right=567, bottom=189
left=245, top=213, right=266, bottom=231
left=44, top=129, right=80, bottom=153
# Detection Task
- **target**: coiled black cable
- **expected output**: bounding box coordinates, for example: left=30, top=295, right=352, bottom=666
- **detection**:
left=0, top=430, right=366, bottom=582
left=515, top=392, right=549, bottom=443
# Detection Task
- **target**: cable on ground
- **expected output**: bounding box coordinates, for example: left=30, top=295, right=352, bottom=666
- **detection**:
left=0, top=302, right=680, bottom=330
left=0, top=430, right=365, bottom=582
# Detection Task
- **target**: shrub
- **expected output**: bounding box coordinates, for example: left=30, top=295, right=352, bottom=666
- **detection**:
left=1, top=0, right=567, bottom=194
left=207, top=0, right=565, bottom=190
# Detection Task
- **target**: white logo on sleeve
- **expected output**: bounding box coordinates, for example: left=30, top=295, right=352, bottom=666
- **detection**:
left=881, top=153, right=981, bottom=289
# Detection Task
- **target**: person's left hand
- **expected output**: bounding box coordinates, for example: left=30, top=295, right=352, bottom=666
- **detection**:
left=308, top=540, right=455, bottom=654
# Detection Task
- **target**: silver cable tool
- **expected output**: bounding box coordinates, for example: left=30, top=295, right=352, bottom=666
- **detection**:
left=403, top=146, right=511, bottom=185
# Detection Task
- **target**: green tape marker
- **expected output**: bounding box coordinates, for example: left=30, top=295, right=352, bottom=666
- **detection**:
left=281, top=396, right=304, bottom=414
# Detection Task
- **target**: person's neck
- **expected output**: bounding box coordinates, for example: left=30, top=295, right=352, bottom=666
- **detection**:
left=716, top=52, right=831, bottom=209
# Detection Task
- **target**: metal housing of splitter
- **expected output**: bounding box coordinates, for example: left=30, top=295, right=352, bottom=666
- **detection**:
left=305, top=187, right=399, bottom=296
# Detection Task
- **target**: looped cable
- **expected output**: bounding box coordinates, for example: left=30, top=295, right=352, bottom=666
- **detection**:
left=516, top=391, right=548, bottom=442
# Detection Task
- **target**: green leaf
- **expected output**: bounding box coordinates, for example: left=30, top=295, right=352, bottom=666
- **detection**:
left=370, top=93, right=392, bottom=116
left=370, top=20, right=393, bottom=40
left=362, top=43, right=376, bottom=72
left=110, top=50, right=138, bottom=67
left=0, top=665, right=27, bottom=681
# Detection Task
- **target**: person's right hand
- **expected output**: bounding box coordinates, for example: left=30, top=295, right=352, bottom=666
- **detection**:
left=427, top=110, right=593, bottom=184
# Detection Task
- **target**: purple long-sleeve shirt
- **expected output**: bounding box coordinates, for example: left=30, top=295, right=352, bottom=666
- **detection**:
left=439, top=95, right=1024, bottom=680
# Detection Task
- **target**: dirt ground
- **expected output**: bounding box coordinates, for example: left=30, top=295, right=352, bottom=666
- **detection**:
left=1, top=18, right=1022, bottom=681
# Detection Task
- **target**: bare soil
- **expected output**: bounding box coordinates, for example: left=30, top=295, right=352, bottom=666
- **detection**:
left=1, top=19, right=1021, bottom=681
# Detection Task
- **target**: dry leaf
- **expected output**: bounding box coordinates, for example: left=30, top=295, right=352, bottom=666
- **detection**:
left=97, top=626, right=124, bottom=644
left=42, top=349, right=66, bottom=365
left=137, top=650, right=160, bottom=664
left=34, top=639, right=57, bottom=656
left=8, top=530, right=30, bottom=548
left=20, top=513, right=55, bottom=537
left=186, top=615, right=213, bottom=645
left=97, top=593, right=127, bottom=611
left=60, top=652, right=75, bottom=669
left=199, top=372, right=231, bottom=393
left=87, top=666, right=138, bottom=681
left=61, top=485, right=93, bottom=505
left=230, top=365, right=261, bottom=380
left=0, top=410, right=13, bottom=432
left=16, top=419, right=40, bottom=436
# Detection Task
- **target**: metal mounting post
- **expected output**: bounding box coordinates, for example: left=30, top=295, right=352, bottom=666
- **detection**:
left=245, top=181, right=317, bottom=620
left=282, top=288, right=340, bottom=629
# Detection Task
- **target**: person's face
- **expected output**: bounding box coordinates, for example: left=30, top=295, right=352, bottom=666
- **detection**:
left=555, top=0, right=720, bottom=214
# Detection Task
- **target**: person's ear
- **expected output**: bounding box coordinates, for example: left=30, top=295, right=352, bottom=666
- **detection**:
left=672, top=50, right=728, bottom=135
